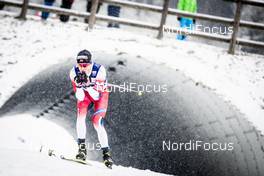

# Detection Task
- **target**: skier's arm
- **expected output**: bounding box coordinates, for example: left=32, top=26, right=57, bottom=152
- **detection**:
left=70, top=68, right=77, bottom=92
left=70, top=67, right=86, bottom=101
left=94, top=66, right=107, bottom=92
left=81, top=66, right=106, bottom=101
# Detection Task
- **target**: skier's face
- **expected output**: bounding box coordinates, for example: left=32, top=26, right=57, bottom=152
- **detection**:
left=78, top=63, right=92, bottom=72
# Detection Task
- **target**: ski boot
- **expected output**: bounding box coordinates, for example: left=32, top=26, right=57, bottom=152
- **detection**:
left=76, top=143, right=87, bottom=161
left=102, top=147, right=113, bottom=169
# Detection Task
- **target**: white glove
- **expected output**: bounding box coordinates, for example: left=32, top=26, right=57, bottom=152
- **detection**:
left=75, top=88, right=85, bottom=101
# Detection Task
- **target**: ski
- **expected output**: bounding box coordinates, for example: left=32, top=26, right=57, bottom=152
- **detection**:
left=47, top=149, right=113, bottom=169
left=60, top=155, right=92, bottom=166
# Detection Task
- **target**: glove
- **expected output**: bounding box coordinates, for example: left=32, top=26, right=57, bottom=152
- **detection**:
left=74, top=72, right=88, bottom=87
left=177, top=17, right=181, bottom=21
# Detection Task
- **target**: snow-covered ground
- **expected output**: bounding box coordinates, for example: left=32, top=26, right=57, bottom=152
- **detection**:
left=0, top=115, right=170, bottom=176
left=0, top=148, right=168, bottom=176
left=0, top=10, right=264, bottom=175
left=0, top=114, right=77, bottom=154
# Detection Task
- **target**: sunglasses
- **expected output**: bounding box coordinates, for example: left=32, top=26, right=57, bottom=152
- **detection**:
left=78, top=63, right=91, bottom=68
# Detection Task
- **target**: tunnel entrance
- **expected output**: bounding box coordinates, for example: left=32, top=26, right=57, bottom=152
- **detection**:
left=0, top=51, right=263, bottom=176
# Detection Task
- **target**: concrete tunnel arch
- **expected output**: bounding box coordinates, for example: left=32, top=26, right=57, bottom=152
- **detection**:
left=0, top=51, right=264, bottom=176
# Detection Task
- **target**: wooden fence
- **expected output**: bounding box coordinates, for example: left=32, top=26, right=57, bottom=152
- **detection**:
left=0, top=0, right=263, bottom=54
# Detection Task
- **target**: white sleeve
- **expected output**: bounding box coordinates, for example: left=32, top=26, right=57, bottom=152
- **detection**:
left=69, top=67, right=76, bottom=82
left=96, top=65, right=106, bottom=82
left=76, top=88, right=85, bottom=101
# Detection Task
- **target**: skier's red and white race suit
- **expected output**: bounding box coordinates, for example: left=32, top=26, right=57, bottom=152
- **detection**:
left=69, top=62, right=109, bottom=148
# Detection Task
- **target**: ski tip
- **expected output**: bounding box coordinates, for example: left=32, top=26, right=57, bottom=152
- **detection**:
left=60, top=155, right=65, bottom=159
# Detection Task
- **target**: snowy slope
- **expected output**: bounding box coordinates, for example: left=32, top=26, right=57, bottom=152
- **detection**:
left=0, top=149, right=169, bottom=176
left=0, top=115, right=170, bottom=176
left=0, top=11, right=263, bottom=135
left=0, top=115, right=76, bottom=154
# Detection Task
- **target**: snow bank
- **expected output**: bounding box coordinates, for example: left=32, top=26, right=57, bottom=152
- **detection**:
left=0, top=114, right=170, bottom=176
left=0, top=148, right=170, bottom=176
left=0, top=114, right=77, bottom=155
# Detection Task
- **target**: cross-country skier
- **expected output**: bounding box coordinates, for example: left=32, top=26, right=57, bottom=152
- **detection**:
left=69, top=49, right=113, bottom=168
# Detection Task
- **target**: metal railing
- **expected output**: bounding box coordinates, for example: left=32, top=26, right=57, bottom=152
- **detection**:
left=0, top=0, right=263, bottom=54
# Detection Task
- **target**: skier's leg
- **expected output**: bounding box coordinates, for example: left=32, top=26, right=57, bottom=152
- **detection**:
left=76, top=96, right=91, bottom=142
left=92, top=91, right=109, bottom=148
left=92, top=91, right=113, bottom=167
left=93, top=116, right=109, bottom=147
left=75, top=94, right=91, bottom=160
